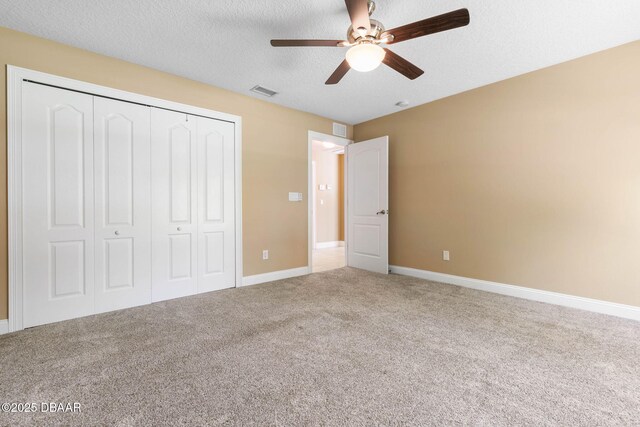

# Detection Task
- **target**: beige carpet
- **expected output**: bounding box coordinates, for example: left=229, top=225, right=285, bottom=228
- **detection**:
left=1, top=267, right=639, bottom=426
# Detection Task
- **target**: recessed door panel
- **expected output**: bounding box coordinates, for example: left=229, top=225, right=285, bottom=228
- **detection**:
left=94, top=97, right=151, bottom=313
left=205, top=131, right=224, bottom=223
left=104, top=238, right=134, bottom=290
left=23, top=82, right=95, bottom=327
left=50, top=105, right=85, bottom=228
left=152, top=109, right=198, bottom=301
left=197, top=117, right=235, bottom=293
left=50, top=241, right=86, bottom=298
left=104, top=114, right=134, bottom=226
left=170, top=125, right=192, bottom=223
left=204, top=232, right=224, bottom=275
left=353, top=224, right=381, bottom=257
left=169, top=234, right=193, bottom=280
left=353, top=150, right=380, bottom=217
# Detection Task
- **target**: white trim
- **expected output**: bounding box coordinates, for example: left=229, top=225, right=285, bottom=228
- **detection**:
left=241, top=267, right=309, bottom=287
left=7, top=66, right=23, bottom=333
left=7, top=65, right=243, bottom=333
left=344, top=145, right=349, bottom=268
left=315, top=241, right=345, bottom=249
left=10, top=66, right=241, bottom=123
left=0, top=320, right=8, bottom=335
left=308, top=131, right=351, bottom=274
left=312, top=161, right=317, bottom=249
left=390, top=265, right=640, bottom=321
left=234, top=120, right=243, bottom=289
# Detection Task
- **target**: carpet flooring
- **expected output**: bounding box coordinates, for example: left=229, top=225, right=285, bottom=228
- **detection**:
left=1, top=267, right=639, bottom=426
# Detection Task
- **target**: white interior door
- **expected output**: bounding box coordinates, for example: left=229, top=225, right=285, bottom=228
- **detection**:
left=196, top=116, right=235, bottom=293
left=347, top=136, right=389, bottom=274
left=22, top=83, right=95, bottom=327
left=151, top=109, right=198, bottom=302
left=94, top=98, right=152, bottom=313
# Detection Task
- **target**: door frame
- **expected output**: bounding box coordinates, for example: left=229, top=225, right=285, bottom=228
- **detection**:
left=307, top=131, right=352, bottom=273
left=7, top=65, right=243, bottom=333
left=312, top=160, right=317, bottom=250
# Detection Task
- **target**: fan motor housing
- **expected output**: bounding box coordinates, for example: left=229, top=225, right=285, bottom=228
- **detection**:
left=347, top=19, right=386, bottom=44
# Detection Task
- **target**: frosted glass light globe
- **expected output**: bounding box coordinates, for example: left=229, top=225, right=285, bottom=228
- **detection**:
left=346, top=43, right=386, bottom=72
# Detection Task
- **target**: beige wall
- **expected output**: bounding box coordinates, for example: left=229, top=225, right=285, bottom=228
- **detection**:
left=355, top=41, right=640, bottom=307
left=312, top=147, right=345, bottom=243
left=0, top=27, right=353, bottom=320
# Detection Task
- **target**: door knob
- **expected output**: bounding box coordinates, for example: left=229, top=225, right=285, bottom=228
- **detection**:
left=177, top=227, right=182, bottom=231
left=376, top=210, right=388, bottom=215
left=114, top=230, right=120, bottom=235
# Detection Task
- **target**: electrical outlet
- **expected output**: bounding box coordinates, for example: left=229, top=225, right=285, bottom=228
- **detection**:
left=443, top=250, right=450, bottom=261
left=262, top=250, right=269, bottom=260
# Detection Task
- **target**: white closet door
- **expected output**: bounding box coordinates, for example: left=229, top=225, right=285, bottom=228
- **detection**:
left=22, top=83, right=95, bottom=327
left=151, top=109, right=198, bottom=302
left=94, top=98, right=152, bottom=313
left=196, top=117, right=235, bottom=292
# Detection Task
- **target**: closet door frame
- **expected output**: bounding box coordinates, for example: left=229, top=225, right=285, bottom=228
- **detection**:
left=7, top=66, right=243, bottom=333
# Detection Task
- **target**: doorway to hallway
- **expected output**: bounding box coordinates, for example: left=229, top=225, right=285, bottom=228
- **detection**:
left=309, top=131, right=349, bottom=273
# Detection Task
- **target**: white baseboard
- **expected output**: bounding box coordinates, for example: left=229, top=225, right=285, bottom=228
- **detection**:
left=315, top=241, right=345, bottom=249
left=0, top=319, right=8, bottom=335
left=390, top=265, right=640, bottom=322
left=242, top=267, right=309, bottom=287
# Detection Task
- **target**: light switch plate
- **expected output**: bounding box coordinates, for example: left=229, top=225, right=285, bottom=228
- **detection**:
left=289, top=192, right=303, bottom=202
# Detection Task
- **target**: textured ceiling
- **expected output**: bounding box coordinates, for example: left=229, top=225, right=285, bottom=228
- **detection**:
left=1, top=1, right=639, bottom=124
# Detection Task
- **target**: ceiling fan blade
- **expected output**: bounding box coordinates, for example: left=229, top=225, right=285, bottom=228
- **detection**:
left=345, top=0, right=371, bottom=32
left=382, top=49, right=424, bottom=80
left=325, top=60, right=351, bottom=85
left=383, top=8, right=470, bottom=44
left=271, top=40, right=343, bottom=47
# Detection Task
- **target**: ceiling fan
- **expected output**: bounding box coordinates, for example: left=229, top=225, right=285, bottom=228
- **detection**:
left=271, top=0, right=470, bottom=85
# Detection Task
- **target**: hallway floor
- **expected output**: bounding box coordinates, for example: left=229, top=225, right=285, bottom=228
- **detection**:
left=312, top=246, right=345, bottom=273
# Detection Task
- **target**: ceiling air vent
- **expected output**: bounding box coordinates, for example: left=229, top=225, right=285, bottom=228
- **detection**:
left=250, top=85, right=278, bottom=97
left=333, top=122, right=347, bottom=138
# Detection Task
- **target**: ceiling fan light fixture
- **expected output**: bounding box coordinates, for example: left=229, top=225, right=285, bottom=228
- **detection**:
left=271, top=3, right=470, bottom=84
left=346, top=43, right=385, bottom=72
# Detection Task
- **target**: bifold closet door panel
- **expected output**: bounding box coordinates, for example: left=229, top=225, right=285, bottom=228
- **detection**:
left=94, top=98, right=152, bottom=313
left=196, top=117, right=235, bottom=292
left=22, top=83, right=95, bottom=328
left=151, top=109, right=198, bottom=302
